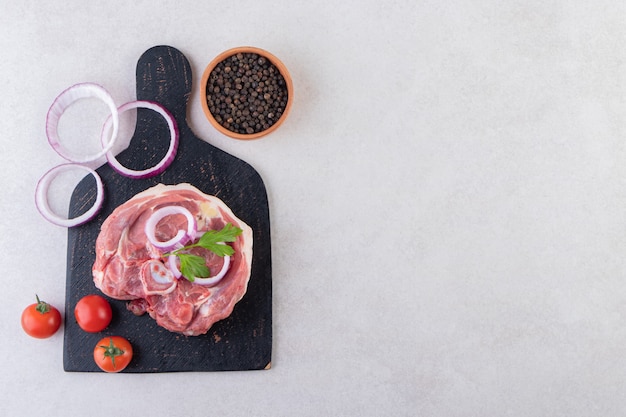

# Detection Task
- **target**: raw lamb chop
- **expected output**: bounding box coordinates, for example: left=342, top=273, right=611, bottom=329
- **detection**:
left=92, top=183, right=253, bottom=336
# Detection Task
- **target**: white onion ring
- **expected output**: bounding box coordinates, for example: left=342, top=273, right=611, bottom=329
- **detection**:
left=193, top=252, right=231, bottom=286
left=166, top=229, right=206, bottom=278
left=46, top=83, right=119, bottom=163
left=166, top=251, right=231, bottom=287
left=102, top=101, right=178, bottom=179
left=145, top=206, right=196, bottom=251
left=168, top=255, right=183, bottom=279
left=34, top=163, right=104, bottom=227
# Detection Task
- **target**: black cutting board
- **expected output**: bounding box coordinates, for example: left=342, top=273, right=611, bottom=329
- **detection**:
left=63, top=45, right=272, bottom=372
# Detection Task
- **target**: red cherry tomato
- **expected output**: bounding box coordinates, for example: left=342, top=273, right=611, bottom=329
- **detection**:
left=93, top=336, right=133, bottom=372
left=74, top=294, right=112, bottom=333
left=21, top=295, right=62, bottom=339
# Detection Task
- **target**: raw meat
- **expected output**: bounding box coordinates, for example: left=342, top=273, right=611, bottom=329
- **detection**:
left=92, top=183, right=253, bottom=336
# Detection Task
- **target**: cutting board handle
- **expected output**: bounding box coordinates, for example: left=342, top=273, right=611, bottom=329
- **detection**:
left=119, top=45, right=210, bottom=167
left=135, top=45, right=192, bottom=133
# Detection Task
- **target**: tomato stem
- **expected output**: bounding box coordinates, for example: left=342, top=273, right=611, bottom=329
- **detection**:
left=35, top=294, right=50, bottom=314
left=99, top=338, right=125, bottom=370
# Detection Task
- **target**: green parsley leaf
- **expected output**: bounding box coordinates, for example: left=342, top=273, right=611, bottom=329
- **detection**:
left=198, top=223, right=242, bottom=244
left=165, top=223, right=243, bottom=282
left=178, top=254, right=210, bottom=281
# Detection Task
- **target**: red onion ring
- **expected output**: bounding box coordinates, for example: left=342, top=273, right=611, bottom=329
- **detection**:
left=46, top=83, right=119, bottom=163
left=145, top=206, right=197, bottom=251
left=166, top=252, right=231, bottom=287
left=34, top=163, right=104, bottom=227
left=168, top=255, right=183, bottom=279
left=192, top=252, right=231, bottom=286
left=102, top=101, right=178, bottom=179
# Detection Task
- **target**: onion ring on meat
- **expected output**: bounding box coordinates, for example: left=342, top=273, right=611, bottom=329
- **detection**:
left=193, top=251, right=231, bottom=286
left=145, top=205, right=197, bottom=251
left=34, top=163, right=104, bottom=227
left=167, top=255, right=183, bottom=279
left=46, top=83, right=119, bottom=163
left=167, top=251, right=232, bottom=286
left=102, top=100, right=178, bottom=179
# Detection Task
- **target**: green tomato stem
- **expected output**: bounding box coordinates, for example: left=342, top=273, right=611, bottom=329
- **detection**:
left=100, top=338, right=125, bottom=370
left=35, top=294, right=51, bottom=314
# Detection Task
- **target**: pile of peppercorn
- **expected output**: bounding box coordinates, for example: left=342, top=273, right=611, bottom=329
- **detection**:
left=206, top=52, right=289, bottom=135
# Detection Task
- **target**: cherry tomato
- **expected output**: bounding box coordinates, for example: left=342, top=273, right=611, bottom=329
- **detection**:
left=74, top=294, right=112, bottom=333
left=93, top=336, right=133, bottom=372
left=21, top=295, right=62, bottom=339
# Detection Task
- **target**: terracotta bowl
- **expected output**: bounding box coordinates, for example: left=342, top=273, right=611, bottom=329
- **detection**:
left=200, top=46, right=293, bottom=140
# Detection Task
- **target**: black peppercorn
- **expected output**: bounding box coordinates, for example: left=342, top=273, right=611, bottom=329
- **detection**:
left=206, top=52, right=289, bottom=135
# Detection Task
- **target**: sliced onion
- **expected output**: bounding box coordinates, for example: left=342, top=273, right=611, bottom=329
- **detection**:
left=34, top=163, right=104, bottom=227
left=168, top=255, right=183, bottom=279
left=193, top=252, right=231, bottom=286
left=145, top=206, right=196, bottom=251
left=102, top=100, right=178, bottom=179
left=167, top=252, right=231, bottom=287
left=46, top=83, right=119, bottom=163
